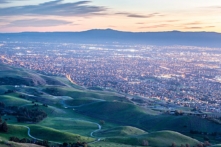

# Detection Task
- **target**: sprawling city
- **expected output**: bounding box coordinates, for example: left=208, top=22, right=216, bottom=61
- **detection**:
left=1, top=42, right=221, bottom=114
left=1, top=0, right=221, bottom=147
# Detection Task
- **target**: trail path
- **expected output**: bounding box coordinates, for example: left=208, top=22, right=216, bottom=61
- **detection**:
left=13, top=125, right=61, bottom=144
left=17, top=102, right=103, bottom=145
left=60, top=99, right=104, bottom=143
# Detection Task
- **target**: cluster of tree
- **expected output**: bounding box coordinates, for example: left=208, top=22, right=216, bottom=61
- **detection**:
left=16, top=107, right=47, bottom=123
left=9, top=137, right=49, bottom=147
left=4, top=89, right=15, bottom=94
left=9, top=136, right=88, bottom=147
left=45, top=88, right=61, bottom=96
left=0, top=102, right=47, bottom=123
left=59, top=141, right=88, bottom=147
left=190, top=130, right=220, bottom=137
left=0, top=102, right=5, bottom=108
left=0, top=77, right=32, bottom=86
left=42, top=104, right=48, bottom=107
left=171, top=141, right=211, bottom=147
left=0, top=117, right=8, bottom=133
left=190, top=130, right=209, bottom=135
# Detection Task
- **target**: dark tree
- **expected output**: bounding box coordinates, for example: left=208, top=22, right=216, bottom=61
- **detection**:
left=171, top=142, right=176, bottom=147
left=63, top=142, right=68, bottom=147
left=1, top=121, right=8, bottom=132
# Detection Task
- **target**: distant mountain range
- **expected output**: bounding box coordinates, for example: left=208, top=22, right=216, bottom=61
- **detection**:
left=0, top=29, right=221, bottom=47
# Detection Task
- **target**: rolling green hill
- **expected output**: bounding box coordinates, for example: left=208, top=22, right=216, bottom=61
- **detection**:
left=105, top=131, right=199, bottom=147
left=0, top=93, right=31, bottom=106
left=1, top=63, right=220, bottom=146
left=0, top=137, right=43, bottom=147
left=94, top=126, right=146, bottom=137
left=43, top=86, right=130, bottom=102
left=0, top=125, right=30, bottom=140
left=76, top=101, right=221, bottom=134
left=0, top=64, right=65, bottom=86
left=28, top=125, right=94, bottom=143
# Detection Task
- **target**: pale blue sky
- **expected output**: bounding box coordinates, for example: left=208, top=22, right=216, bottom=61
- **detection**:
left=0, top=0, right=221, bottom=32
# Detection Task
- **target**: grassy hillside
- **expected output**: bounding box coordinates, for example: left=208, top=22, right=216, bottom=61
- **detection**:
left=0, top=125, right=30, bottom=140
left=76, top=101, right=159, bottom=125
left=0, top=85, right=15, bottom=94
left=76, top=101, right=221, bottom=134
left=43, top=86, right=130, bottom=102
left=90, top=142, right=144, bottom=147
left=0, top=93, right=31, bottom=106
left=105, top=131, right=199, bottom=147
left=0, top=138, right=43, bottom=147
left=0, top=64, right=65, bottom=86
left=39, top=117, right=98, bottom=136
left=28, top=125, right=94, bottom=143
left=0, top=63, right=219, bottom=146
left=94, top=126, right=146, bottom=137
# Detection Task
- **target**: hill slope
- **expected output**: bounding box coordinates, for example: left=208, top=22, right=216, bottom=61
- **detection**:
left=94, top=126, right=146, bottom=137
left=106, top=131, right=199, bottom=147
left=0, top=64, right=65, bottom=86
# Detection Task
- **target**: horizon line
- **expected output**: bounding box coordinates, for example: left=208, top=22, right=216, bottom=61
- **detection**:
left=0, top=28, right=220, bottom=34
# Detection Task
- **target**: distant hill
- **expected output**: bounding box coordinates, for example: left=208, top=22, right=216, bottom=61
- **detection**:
left=0, top=29, right=221, bottom=47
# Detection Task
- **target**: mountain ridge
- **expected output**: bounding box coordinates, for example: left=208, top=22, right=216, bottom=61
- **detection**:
left=0, top=29, right=221, bottom=47
left=1, top=28, right=221, bottom=34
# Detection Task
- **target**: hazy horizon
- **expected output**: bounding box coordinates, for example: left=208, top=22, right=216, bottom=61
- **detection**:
left=1, top=28, right=221, bottom=34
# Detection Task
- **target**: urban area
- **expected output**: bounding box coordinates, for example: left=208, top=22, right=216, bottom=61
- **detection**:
left=0, top=42, right=221, bottom=113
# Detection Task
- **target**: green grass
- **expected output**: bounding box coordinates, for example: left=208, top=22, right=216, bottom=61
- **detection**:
left=0, top=85, right=15, bottom=94
left=0, top=63, right=65, bottom=86
left=0, top=93, right=31, bottom=106
left=76, top=101, right=221, bottom=135
left=39, top=117, right=98, bottom=136
left=43, top=86, right=130, bottom=102
left=64, top=97, right=101, bottom=106
left=0, top=136, right=43, bottom=147
left=94, top=126, right=146, bottom=137
left=0, top=125, right=30, bottom=140
left=90, top=142, right=143, bottom=147
left=0, top=63, right=220, bottom=146
left=28, top=125, right=95, bottom=143
left=76, top=101, right=159, bottom=125
left=105, top=131, right=199, bottom=147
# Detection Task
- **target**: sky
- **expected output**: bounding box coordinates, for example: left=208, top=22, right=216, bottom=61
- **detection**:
left=0, top=0, right=221, bottom=32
